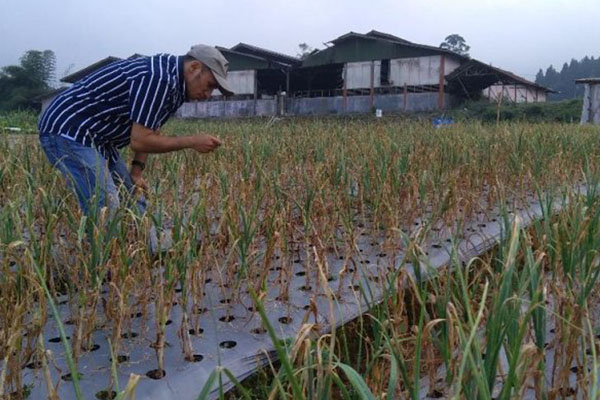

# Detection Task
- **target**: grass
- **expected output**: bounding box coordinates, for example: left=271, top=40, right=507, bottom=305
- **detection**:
left=448, top=98, right=583, bottom=124
left=0, top=110, right=38, bottom=134
left=1, top=117, right=600, bottom=398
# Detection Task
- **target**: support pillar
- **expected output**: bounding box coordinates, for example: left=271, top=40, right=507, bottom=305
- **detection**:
left=438, top=54, right=445, bottom=110
left=343, top=64, right=348, bottom=112
left=370, top=61, right=375, bottom=110
left=253, top=70, right=258, bottom=116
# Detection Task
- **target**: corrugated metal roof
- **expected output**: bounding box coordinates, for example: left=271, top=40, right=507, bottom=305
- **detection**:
left=327, top=30, right=466, bottom=60
left=445, top=59, right=556, bottom=94
left=61, top=56, right=121, bottom=83
left=576, top=78, right=600, bottom=84
left=230, top=43, right=300, bottom=66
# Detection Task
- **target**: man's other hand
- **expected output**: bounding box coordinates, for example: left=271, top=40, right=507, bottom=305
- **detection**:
left=130, top=170, right=148, bottom=193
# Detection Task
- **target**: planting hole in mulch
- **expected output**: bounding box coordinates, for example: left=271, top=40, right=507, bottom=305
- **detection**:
left=121, top=332, right=138, bottom=339
left=219, top=315, right=235, bottom=322
left=219, top=340, right=237, bottom=349
left=49, top=336, right=68, bottom=343
left=251, top=327, right=267, bottom=334
left=189, top=328, right=204, bottom=335
left=186, top=354, right=204, bottom=362
left=428, top=389, right=444, bottom=398
left=115, top=354, right=129, bottom=363
left=61, top=372, right=82, bottom=381
left=194, top=307, right=208, bottom=315
left=25, top=360, right=42, bottom=369
left=220, top=298, right=232, bottom=304
left=303, top=304, right=311, bottom=310
left=165, top=319, right=172, bottom=326
left=95, top=390, right=117, bottom=400
left=295, top=270, right=306, bottom=276
left=558, top=387, right=576, bottom=397
left=131, top=312, right=143, bottom=318
left=82, top=343, right=100, bottom=352
left=299, top=285, right=312, bottom=291
left=146, top=369, right=166, bottom=380
left=279, top=316, right=292, bottom=324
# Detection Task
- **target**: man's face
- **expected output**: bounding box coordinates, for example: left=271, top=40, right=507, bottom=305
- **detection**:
left=184, top=60, right=219, bottom=101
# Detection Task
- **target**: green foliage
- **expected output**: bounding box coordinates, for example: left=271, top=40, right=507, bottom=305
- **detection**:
left=0, top=110, right=39, bottom=133
left=449, top=99, right=583, bottom=123
left=0, top=49, right=56, bottom=112
left=439, top=34, right=470, bottom=57
left=296, top=43, right=317, bottom=60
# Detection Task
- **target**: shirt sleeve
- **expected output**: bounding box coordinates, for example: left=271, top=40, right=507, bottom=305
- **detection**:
left=129, top=69, right=171, bottom=131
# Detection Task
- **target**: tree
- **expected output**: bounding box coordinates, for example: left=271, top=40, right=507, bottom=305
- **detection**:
left=296, top=43, right=316, bottom=60
left=439, top=34, right=470, bottom=57
left=20, top=50, right=56, bottom=87
left=0, top=49, right=57, bottom=111
left=535, top=55, right=600, bottom=101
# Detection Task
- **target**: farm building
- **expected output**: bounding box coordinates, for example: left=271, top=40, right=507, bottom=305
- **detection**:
left=180, top=30, right=554, bottom=117
left=576, top=78, right=600, bottom=124
left=284, top=30, right=554, bottom=115
left=38, top=31, right=555, bottom=118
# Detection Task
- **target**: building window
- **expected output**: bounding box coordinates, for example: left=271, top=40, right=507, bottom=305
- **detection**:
left=380, top=59, right=390, bottom=86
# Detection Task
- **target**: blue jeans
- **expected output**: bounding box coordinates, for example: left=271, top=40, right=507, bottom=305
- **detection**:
left=39, top=133, right=146, bottom=216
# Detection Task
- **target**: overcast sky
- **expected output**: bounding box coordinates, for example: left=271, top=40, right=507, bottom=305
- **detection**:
left=1, top=0, right=598, bottom=84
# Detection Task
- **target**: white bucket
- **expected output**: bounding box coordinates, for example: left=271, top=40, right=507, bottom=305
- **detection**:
left=375, top=109, right=382, bottom=118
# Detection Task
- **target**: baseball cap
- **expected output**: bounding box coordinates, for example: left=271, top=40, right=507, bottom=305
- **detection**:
left=187, top=44, right=234, bottom=96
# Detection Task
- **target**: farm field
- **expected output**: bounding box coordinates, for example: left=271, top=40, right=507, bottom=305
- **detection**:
left=2, top=117, right=600, bottom=399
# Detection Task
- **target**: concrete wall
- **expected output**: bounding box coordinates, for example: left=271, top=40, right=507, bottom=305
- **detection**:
left=581, top=83, right=600, bottom=124
left=288, top=93, right=455, bottom=115
left=483, top=84, right=547, bottom=103
left=345, top=61, right=381, bottom=89
left=343, top=55, right=461, bottom=90
left=227, top=70, right=256, bottom=95
left=177, top=98, right=276, bottom=118
left=176, top=92, right=453, bottom=118
left=389, top=55, right=460, bottom=87
left=210, top=70, right=256, bottom=97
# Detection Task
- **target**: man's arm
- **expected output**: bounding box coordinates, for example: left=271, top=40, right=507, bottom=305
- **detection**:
left=130, top=123, right=221, bottom=154
left=128, top=123, right=222, bottom=190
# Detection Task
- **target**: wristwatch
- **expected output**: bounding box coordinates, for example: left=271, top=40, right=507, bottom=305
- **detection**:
left=131, top=160, right=145, bottom=171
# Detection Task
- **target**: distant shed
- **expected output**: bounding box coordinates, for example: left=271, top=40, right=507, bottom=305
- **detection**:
left=576, top=78, right=600, bottom=124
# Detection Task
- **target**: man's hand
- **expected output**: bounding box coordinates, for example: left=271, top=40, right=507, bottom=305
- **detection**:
left=188, top=134, right=222, bottom=153
left=130, top=123, right=222, bottom=154
left=130, top=168, right=148, bottom=193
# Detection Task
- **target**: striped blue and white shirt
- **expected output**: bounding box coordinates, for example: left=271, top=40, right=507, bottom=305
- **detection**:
left=38, top=54, right=186, bottom=162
